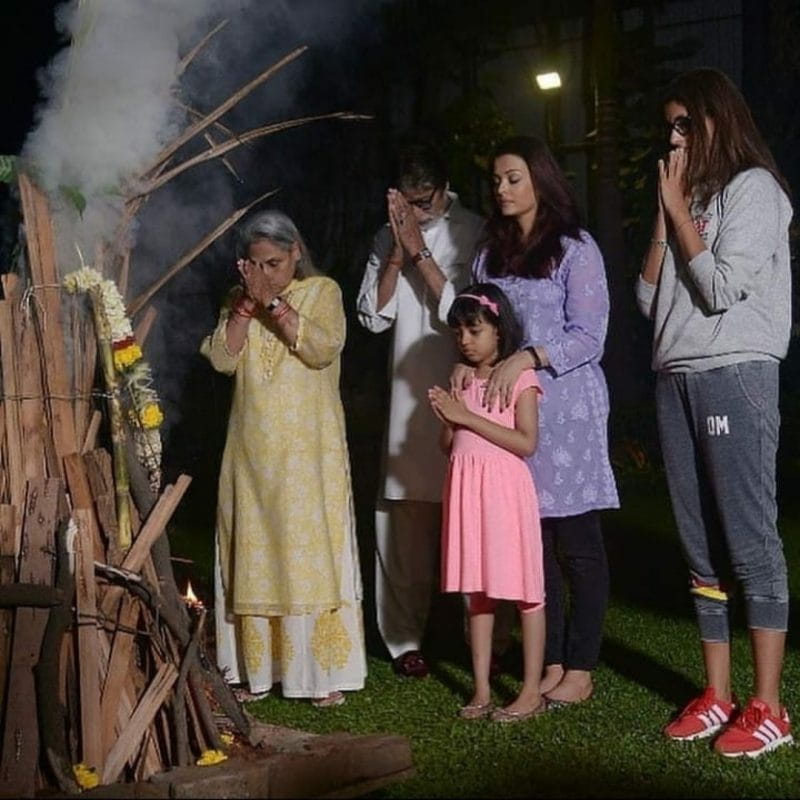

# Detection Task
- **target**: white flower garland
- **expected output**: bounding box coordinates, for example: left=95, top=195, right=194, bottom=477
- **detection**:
left=63, top=266, right=163, bottom=490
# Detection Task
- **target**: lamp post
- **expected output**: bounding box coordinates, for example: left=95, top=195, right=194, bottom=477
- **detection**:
left=534, top=70, right=562, bottom=152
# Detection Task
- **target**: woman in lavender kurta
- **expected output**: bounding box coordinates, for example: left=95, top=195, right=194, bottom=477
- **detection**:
left=460, top=136, right=619, bottom=706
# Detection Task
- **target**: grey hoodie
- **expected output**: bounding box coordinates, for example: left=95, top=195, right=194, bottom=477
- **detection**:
left=636, top=167, right=793, bottom=373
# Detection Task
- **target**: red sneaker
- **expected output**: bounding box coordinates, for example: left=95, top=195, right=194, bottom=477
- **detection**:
left=664, top=687, right=735, bottom=741
left=714, top=698, right=793, bottom=758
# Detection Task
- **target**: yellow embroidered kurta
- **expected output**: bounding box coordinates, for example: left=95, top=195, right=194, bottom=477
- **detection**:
left=202, top=275, right=365, bottom=697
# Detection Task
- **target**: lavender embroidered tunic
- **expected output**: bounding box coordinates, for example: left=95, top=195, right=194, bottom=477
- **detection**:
left=474, top=230, right=619, bottom=518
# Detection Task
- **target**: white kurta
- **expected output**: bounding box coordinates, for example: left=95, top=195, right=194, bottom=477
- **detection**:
left=356, top=194, right=484, bottom=501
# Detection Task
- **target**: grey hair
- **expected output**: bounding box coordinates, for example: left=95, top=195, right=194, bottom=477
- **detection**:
left=236, top=209, right=318, bottom=277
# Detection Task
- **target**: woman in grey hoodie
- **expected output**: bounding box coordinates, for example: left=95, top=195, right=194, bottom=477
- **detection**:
left=637, top=68, right=793, bottom=759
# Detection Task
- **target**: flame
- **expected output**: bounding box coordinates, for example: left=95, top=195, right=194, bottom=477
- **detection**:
left=185, top=580, right=199, bottom=604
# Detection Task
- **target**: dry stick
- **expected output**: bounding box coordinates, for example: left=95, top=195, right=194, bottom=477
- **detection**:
left=144, top=45, right=308, bottom=179
left=133, top=306, right=157, bottom=346
left=176, top=18, right=229, bottom=77
left=141, top=112, right=371, bottom=196
left=126, top=189, right=277, bottom=316
left=174, top=608, right=206, bottom=766
left=175, top=98, right=247, bottom=145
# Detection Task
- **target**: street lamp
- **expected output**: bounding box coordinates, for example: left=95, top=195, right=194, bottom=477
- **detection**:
left=535, top=71, right=562, bottom=91
left=533, top=70, right=562, bottom=150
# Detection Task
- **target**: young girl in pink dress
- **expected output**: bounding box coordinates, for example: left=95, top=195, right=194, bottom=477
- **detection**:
left=428, top=283, right=545, bottom=723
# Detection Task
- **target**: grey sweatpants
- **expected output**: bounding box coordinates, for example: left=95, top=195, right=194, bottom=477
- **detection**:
left=656, top=361, right=789, bottom=642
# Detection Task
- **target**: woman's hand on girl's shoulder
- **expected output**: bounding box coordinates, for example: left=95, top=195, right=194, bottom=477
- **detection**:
left=483, top=351, right=529, bottom=412
left=449, top=362, right=475, bottom=394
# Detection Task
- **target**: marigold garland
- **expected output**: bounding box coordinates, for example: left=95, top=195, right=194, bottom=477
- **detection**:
left=63, top=266, right=163, bottom=490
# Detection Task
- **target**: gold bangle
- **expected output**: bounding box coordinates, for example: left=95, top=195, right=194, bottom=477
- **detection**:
left=650, top=238, right=668, bottom=248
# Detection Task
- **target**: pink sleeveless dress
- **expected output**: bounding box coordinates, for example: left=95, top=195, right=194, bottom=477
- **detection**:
left=441, top=371, right=544, bottom=604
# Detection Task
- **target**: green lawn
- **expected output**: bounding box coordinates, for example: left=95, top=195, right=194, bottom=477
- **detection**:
left=169, top=468, right=800, bottom=799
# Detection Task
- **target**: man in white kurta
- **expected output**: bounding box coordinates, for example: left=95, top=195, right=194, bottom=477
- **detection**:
left=356, top=141, right=483, bottom=675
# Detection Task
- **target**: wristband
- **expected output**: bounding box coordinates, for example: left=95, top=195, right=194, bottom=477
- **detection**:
left=411, top=247, right=432, bottom=265
left=650, top=238, right=668, bottom=248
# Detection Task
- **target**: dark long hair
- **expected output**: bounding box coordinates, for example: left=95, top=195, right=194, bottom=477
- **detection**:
left=482, top=136, right=582, bottom=279
left=447, top=282, right=522, bottom=363
left=662, top=68, right=791, bottom=208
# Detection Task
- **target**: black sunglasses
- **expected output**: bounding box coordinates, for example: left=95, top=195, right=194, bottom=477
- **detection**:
left=666, top=115, right=692, bottom=137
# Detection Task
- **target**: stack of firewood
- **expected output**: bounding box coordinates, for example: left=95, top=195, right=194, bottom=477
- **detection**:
left=0, top=25, right=372, bottom=793
left=0, top=175, right=251, bottom=797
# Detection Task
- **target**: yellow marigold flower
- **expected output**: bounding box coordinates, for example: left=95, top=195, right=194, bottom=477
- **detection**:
left=219, top=731, right=235, bottom=746
left=197, top=749, right=228, bottom=766
left=113, top=342, right=143, bottom=370
left=140, top=403, right=164, bottom=429
left=72, top=762, right=100, bottom=789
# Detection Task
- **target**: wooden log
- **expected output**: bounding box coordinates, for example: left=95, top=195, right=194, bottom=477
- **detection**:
left=0, top=584, right=62, bottom=607
left=17, top=173, right=79, bottom=467
left=74, top=509, right=104, bottom=773
left=102, top=661, right=178, bottom=784
left=0, top=479, right=61, bottom=796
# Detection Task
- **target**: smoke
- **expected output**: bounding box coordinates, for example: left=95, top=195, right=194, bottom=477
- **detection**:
left=21, top=0, right=395, bottom=478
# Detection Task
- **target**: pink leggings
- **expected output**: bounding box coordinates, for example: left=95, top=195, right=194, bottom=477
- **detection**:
left=468, top=592, right=541, bottom=616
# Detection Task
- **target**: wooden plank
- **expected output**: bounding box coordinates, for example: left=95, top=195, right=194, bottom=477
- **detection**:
left=101, top=661, right=178, bottom=784
left=83, top=448, right=118, bottom=554
left=100, top=595, right=138, bottom=745
left=99, top=476, right=191, bottom=617
left=0, top=505, right=17, bottom=717
left=0, top=302, right=25, bottom=514
left=96, top=624, right=163, bottom=776
left=18, top=305, right=49, bottom=480
left=81, top=410, right=102, bottom=455
left=74, top=509, right=104, bottom=772
left=17, top=172, right=79, bottom=467
left=0, top=479, right=61, bottom=795
left=64, top=453, right=106, bottom=562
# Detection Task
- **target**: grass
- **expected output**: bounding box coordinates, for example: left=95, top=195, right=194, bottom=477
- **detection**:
left=168, top=469, right=800, bottom=799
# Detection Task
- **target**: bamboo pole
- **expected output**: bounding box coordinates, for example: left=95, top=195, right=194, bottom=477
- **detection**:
left=88, top=287, right=131, bottom=550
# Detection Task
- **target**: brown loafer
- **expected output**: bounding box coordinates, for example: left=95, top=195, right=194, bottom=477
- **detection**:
left=392, top=649, right=429, bottom=678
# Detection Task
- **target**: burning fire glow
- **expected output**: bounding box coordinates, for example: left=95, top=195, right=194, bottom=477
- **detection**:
left=185, top=580, right=201, bottom=606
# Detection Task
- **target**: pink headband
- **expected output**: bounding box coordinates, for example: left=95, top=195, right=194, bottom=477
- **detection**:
left=458, top=293, right=499, bottom=316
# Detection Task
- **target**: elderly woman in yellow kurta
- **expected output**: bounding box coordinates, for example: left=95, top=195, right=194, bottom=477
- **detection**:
left=201, top=209, right=366, bottom=707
